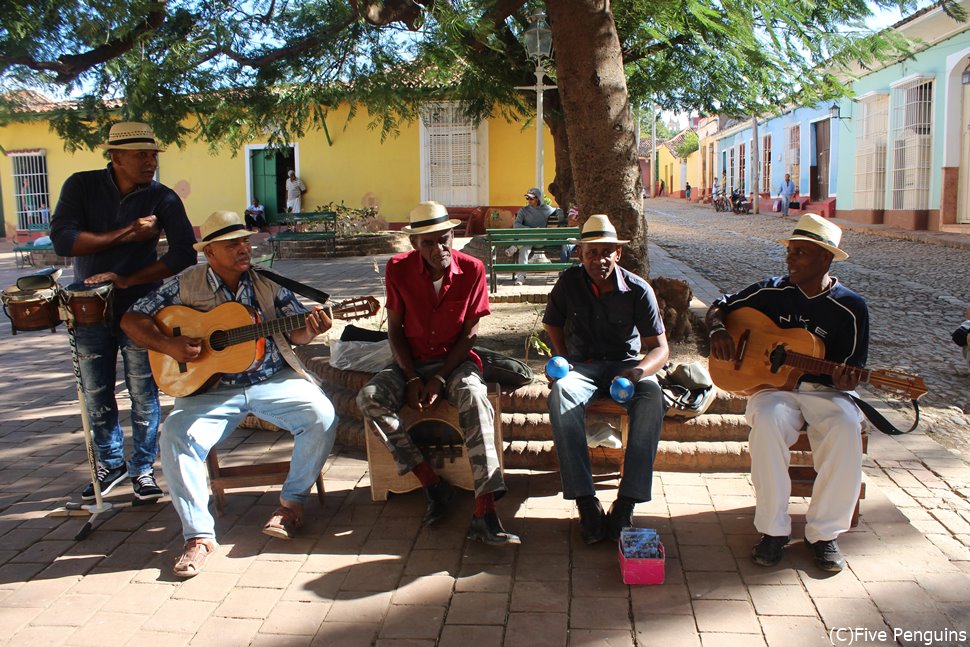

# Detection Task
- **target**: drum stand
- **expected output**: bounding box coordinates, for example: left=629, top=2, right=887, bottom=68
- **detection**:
left=47, top=319, right=152, bottom=539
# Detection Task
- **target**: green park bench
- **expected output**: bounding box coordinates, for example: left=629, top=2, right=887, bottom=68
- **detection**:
left=267, top=211, right=337, bottom=266
left=485, top=226, right=580, bottom=293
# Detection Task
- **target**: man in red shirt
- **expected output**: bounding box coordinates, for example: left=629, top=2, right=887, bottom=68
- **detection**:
left=357, top=202, right=519, bottom=545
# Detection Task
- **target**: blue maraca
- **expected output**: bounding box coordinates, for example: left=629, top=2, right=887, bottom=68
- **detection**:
left=610, top=377, right=634, bottom=403
left=546, top=356, right=570, bottom=380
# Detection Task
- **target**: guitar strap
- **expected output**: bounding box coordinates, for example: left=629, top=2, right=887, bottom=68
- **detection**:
left=253, top=268, right=330, bottom=305
left=848, top=394, right=920, bottom=435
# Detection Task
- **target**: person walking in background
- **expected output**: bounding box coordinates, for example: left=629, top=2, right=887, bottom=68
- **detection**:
left=685, top=182, right=692, bottom=203
left=50, top=121, right=197, bottom=502
left=778, top=173, right=797, bottom=216
left=285, top=170, right=306, bottom=214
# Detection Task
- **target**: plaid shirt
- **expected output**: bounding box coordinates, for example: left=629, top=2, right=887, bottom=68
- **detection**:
left=131, top=267, right=308, bottom=386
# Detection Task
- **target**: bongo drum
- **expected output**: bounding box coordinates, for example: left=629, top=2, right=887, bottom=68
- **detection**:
left=60, top=282, right=114, bottom=326
left=1, top=285, right=61, bottom=335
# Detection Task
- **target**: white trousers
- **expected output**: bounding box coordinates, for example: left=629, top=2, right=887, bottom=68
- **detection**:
left=745, top=384, right=863, bottom=543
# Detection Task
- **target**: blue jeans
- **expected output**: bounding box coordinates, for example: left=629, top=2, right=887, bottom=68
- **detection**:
left=548, top=360, right=665, bottom=502
left=75, top=323, right=160, bottom=476
left=160, top=369, right=337, bottom=541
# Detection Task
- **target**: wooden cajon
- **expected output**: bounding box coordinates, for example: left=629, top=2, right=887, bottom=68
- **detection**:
left=789, top=425, right=869, bottom=528
left=364, top=383, right=503, bottom=501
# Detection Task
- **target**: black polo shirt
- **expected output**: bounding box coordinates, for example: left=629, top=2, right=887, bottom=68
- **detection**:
left=543, top=265, right=665, bottom=363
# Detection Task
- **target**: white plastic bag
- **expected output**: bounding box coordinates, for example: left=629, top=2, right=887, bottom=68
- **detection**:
left=329, top=339, right=393, bottom=373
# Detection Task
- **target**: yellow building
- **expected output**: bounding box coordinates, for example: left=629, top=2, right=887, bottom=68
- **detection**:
left=1, top=101, right=554, bottom=238
left=656, top=128, right=699, bottom=199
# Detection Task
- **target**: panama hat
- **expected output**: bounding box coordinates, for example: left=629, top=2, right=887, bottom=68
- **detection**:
left=402, top=201, right=462, bottom=235
left=98, top=122, right=165, bottom=152
left=780, top=213, right=848, bottom=261
left=567, top=214, right=629, bottom=245
left=194, top=211, right=251, bottom=252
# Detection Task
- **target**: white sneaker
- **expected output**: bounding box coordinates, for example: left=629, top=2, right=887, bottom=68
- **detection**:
left=513, top=276, right=525, bottom=286
left=506, top=245, right=519, bottom=256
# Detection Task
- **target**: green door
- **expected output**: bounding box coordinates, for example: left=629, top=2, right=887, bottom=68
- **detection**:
left=251, top=149, right=282, bottom=224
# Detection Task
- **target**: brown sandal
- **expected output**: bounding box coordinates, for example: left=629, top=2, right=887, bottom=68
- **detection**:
left=262, top=505, right=304, bottom=540
left=173, top=537, right=217, bottom=578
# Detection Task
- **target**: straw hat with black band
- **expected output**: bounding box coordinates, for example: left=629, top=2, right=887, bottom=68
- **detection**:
left=193, top=211, right=251, bottom=252
left=779, top=213, right=848, bottom=261
left=402, top=201, right=462, bottom=235
left=98, top=122, right=166, bottom=152
left=567, top=214, right=630, bottom=245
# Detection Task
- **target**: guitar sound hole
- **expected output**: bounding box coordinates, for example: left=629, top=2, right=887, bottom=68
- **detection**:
left=210, top=330, right=228, bottom=351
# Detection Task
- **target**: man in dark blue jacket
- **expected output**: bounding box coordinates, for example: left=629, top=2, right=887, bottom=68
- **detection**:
left=51, top=122, right=197, bottom=502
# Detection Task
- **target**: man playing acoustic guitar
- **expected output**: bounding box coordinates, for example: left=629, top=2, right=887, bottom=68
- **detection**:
left=706, top=214, right=868, bottom=572
left=121, top=210, right=338, bottom=578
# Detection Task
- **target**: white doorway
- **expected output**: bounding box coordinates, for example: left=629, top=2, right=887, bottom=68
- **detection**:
left=959, top=81, right=970, bottom=224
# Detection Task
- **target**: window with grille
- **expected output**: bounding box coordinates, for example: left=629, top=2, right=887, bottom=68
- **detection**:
left=10, top=150, right=50, bottom=229
left=853, top=95, right=889, bottom=210
left=787, top=126, right=800, bottom=183
left=761, top=135, right=772, bottom=194
left=890, top=79, right=933, bottom=210
left=729, top=148, right=735, bottom=190
left=420, top=102, right=482, bottom=206
left=709, top=146, right=715, bottom=188
left=738, top=143, right=746, bottom=193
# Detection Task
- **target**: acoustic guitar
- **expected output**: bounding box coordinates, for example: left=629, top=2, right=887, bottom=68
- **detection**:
left=150, top=296, right=380, bottom=397
left=708, top=307, right=927, bottom=400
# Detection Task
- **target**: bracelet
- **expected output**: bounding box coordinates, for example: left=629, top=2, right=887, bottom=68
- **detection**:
left=433, top=374, right=447, bottom=386
left=406, top=376, right=421, bottom=385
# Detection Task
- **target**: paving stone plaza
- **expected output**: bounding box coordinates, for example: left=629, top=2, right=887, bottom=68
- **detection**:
left=0, top=199, right=967, bottom=647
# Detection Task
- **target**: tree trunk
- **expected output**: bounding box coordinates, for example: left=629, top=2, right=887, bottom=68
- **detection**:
left=546, top=0, right=648, bottom=277
left=545, top=95, right=574, bottom=210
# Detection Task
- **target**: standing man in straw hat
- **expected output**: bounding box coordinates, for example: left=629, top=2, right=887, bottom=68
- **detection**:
left=543, top=214, right=669, bottom=544
left=50, top=121, right=197, bottom=503
left=121, top=210, right=337, bottom=577
left=357, top=201, right=520, bottom=545
left=707, top=214, right=868, bottom=572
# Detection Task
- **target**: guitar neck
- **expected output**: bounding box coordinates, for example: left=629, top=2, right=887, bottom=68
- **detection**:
left=782, top=351, right=870, bottom=384
left=226, top=313, right=307, bottom=347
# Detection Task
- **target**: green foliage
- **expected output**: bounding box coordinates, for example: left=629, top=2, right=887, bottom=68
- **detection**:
left=0, top=0, right=938, bottom=151
left=672, top=131, right=698, bottom=160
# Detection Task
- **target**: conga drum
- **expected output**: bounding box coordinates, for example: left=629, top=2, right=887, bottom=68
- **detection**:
left=1, top=285, right=61, bottom=335
left=60, top=282, right=114, bottom=327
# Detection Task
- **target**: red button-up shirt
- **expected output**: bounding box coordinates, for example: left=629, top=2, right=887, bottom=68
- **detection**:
left=385, top=248, right=490, bottom=362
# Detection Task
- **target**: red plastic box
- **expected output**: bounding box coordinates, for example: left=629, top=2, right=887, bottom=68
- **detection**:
left=618, top=541, right=665, bottom=585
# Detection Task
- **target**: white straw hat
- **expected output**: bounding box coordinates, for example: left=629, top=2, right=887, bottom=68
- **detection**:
left=402, top=201, right=462, bottom=235
left=780, top=213, right=848, bottom=261
left=567, top=214, right=629, bottom=245
left=194, top=211, right=251, bottom=252
left=98, top=122, right=165, bottom=151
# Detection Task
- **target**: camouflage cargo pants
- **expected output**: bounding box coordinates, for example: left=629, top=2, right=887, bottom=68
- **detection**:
left=357, top=359, right=506, bottom=498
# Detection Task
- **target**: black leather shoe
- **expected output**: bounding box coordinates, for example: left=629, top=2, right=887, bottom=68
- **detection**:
left=467, top=512, right=522, bottom=546
left=751, top=534, right=789, bottom=566
left=577, top=497, right=606, bottom=545
left=422, top=478, right=454, bottom=527
left=805, top=537, right=845, bottom=572
left=606, top=498, right=635, bottom=541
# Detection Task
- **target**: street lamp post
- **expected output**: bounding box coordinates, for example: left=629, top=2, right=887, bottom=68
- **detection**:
left=519, top=12, right=555, bottom=193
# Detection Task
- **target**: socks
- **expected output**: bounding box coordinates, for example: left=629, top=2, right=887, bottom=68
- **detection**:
left=412, top=461, right=440, bottom=488
left=474, top=493, right=496, bottom=518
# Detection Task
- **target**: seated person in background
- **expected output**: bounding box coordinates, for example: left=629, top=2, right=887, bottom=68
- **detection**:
left=357, top=202, right=519, bottom=546
left=244, top=198, right=267, bottom=231
left=121, top=210, right=338, bottom=578
left=510, top=187, right=556, bottom=285
left=706, top=214, right=868, bottom=573
left=544, top=214, right=668, bottom=544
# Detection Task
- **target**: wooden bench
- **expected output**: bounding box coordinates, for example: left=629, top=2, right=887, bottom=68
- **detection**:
left=268, top=211, right=337, bottom=264
left=485, top=226, right=580, bottom=292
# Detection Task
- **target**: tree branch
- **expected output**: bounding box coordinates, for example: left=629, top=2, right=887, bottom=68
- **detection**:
left=0, top=6, right=166, bottom=83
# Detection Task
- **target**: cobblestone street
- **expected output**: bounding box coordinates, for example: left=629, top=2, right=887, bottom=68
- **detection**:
left=644, top=198, right=970, bottom=456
